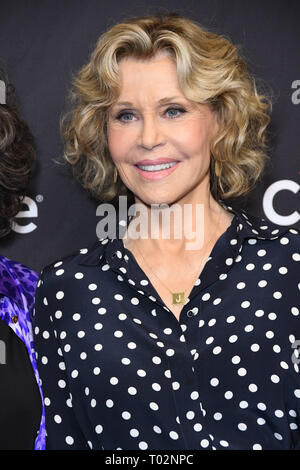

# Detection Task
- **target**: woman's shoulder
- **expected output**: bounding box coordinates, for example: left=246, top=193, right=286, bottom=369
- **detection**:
left=39, top=238, right=108, bottom=281
left=237, top=206, right=300, bottom=247
left=0, top=254, right=39, bottom=312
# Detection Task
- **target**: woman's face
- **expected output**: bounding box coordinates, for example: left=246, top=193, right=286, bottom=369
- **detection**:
left=107, top=52, right=219, bottom=207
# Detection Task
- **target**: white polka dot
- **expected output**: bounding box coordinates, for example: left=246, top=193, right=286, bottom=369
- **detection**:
left=231, top=356, right=241, bottom=365
left=253, top=444, right=262, bottom=450
left=279, top=267, right=287, bottom=275
left=55, top=310, right=62, bottom=319
left=88, top=283, right=97, bottom=290
left=227, top=315, right=236, bottom=323
left=152, top=383, right=161, bottom=392
left=114, top=294, right=123, bottom=301
left=263, top=263, right=272, bottom=271
left=200, top=439, right=209, bottom=448
left=229, top=335, right=238, bottom=343
left=166, top=349, right=175, bottom=356
left=54, top=414, right=62, bottom=423
left=213, top=346, right=222, bottom=355
left=122, top=411, right=131, bottom=420
left=172, top=382, right=180, bottom=390
left=246, top=263, right=255, bottom=271
left=239, top=401, right=248, bottom=409
left=210, top=378, right=219, bottom=387
left=257, top=402, right=267, bottom=411
left=271, top=374, right=280, bottom=383
left=202, top=293, right=210, bottom=301
left=237, top=282, right=246, bottom=289
left=95, top=424, right=103, bottom=434
left=220, top=440, right=229, bottom=447
left=186, top=411, right=195, bottom=420
left=257, top=418, right=266, bottom=425
left=257, top=249, right=266, bottom=257
left=149, top=402, right=159, bottom=410
left=139, top=441, right=148, bottom=450
left=194, top=423, right=202, bottom=432
left=291, top=307, right=299, bottom=316
left=249, top=383, right=258, bottom=392
left=238, top=423, right=247, bottom=431
left=75, top=272, right=84, bottom=279
left=114, top=330, right=123, bottom=338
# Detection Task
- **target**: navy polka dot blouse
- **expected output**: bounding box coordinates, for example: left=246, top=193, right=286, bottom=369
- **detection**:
left=33, top=200, right=300, bottom=450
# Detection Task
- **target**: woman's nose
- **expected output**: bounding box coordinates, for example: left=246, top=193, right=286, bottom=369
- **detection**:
left=139, top=114, right=164, bottom=149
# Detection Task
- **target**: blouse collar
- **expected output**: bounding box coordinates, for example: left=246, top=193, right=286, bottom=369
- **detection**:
left=79, top=199, right=290, bottom=267
left=78, top=199, right=292, bottom=308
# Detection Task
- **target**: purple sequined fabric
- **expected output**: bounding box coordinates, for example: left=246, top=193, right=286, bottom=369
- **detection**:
left=0, top=255, right=45, bottom=450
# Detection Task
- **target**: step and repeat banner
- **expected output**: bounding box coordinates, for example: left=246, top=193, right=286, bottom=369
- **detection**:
left=0, top=0, right=299, bottom=272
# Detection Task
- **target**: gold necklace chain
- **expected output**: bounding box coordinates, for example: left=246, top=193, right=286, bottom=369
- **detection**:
left=130, top=206, right=223, bottom=306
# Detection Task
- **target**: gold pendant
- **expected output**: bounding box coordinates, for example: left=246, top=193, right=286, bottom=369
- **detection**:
left=172, top=292, right=185, bottom=305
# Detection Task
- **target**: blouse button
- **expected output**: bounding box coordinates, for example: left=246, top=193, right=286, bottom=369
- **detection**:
left=186, top=309, right=196, bottom=318
left=12, top=315, right=18, bottom=323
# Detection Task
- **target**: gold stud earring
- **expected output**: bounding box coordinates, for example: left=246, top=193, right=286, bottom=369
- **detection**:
left=113, top=166, right=118, bottom=184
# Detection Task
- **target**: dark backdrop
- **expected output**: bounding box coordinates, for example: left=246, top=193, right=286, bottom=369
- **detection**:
left=0, top=0, right=299, bottom=272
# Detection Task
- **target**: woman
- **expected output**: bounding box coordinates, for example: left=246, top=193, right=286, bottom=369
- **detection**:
left=33, top=13, right=300, bottom=450
left=0, top=68, right=45, bottom=449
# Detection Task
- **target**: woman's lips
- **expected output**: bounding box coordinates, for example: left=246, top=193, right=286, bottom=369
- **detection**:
left=134, top=161, right=181, bottom=180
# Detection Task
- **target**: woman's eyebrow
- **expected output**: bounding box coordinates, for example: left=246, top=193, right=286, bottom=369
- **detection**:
left=114, top=96, right=185, bottom=107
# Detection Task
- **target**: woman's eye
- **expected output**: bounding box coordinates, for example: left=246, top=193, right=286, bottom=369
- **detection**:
left=165, top=107, right=185, bottom=118
left=115, top=107, right=186, bottom=123
left=116, top=112, right=135, bottom=122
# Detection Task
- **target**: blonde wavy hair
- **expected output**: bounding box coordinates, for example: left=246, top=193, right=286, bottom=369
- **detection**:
left=61, top=12, right=273, bottom=202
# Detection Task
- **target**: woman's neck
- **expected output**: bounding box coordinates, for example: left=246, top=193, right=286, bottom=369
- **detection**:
left=122, top=193, right=233, bottom=258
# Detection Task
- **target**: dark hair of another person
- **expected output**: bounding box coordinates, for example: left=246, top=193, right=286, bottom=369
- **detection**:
left=0, top=68, right=36, bottom=238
